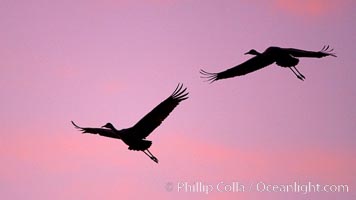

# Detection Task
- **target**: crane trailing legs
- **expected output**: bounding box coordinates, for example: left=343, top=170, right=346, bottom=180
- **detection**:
left=290, top=66, right=306, bottom=81
left=143, top=149, right=158, bottom=163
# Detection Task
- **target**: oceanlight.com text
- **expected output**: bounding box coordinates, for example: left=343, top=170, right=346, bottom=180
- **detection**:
left=255, top=181, right=349, bottom=194
left=170, top=181, right=349, bottom=194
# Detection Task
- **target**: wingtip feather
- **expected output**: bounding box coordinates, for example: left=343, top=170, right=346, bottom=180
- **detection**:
left=200, top=69, right=218, bottom=83
left=320, top=45, right=337, bottom=57
left=170, top=83, right=189, bottom=101
left=71, top=120, right=80, bottom=128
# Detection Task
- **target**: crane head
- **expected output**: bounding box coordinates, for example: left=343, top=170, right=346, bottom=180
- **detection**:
left=244, top=49, right=260, bottom=56
left=102, top=123, right=116, bottom=130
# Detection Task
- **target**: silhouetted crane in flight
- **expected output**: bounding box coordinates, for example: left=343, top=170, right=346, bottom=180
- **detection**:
left=200, top=45, right=336, bottom=82
left=71, top=84, right=188, bottom=163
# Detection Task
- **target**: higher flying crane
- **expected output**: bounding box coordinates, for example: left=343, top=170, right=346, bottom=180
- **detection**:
left=200, top=45, right=336, bottom=82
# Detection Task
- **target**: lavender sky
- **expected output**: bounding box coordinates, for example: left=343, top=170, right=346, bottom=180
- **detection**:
left=1, top=0, right=355, bottom=199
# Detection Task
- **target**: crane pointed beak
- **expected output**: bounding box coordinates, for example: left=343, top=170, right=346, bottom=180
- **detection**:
left=101, top=123, right=111, bottom=128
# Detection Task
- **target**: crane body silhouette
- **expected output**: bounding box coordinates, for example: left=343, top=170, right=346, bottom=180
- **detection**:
left=71, top=84, right=188, bottom=163
left=200, top=45, right=336, bottom=82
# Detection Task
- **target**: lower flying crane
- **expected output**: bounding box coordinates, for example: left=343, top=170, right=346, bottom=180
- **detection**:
left=71, top=84, right=188, bottom=163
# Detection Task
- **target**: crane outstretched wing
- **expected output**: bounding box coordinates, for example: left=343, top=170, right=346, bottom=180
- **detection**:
left=284, top=45, right=337, bottom=58
left=131, top=84, right=188, bottom=139
left=71, top=121, right=121, bottom=139
left=200, top=54, right=275, bottom=83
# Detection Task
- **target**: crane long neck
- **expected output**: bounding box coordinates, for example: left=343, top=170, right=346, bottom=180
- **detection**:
left=254, top=50, right=262, bottom=55
left=110, top=125, right=118, bottom=132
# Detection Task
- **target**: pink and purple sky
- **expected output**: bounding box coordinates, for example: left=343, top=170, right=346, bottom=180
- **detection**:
left=1, top=0, right=355, bottom=199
